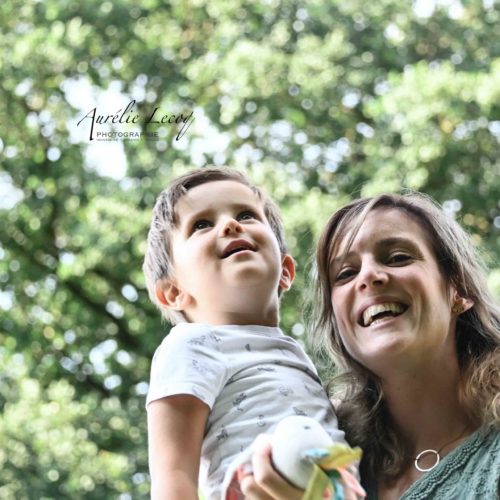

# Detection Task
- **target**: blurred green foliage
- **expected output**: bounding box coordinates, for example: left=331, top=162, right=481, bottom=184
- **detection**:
left=0, top=0, right=499, bottom=497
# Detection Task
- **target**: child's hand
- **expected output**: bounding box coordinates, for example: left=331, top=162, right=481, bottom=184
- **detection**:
left=238, top=434, right=304, bottom=500
left=344, top=488, right=362, bottom=500
left=339, top=466, right=365, bottom=500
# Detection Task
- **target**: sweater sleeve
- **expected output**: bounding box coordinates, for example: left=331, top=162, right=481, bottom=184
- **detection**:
left=146, top=324, right=227, bottom=409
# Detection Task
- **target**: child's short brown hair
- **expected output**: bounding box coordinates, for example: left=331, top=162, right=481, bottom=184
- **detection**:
left=143, top=167, right=288, bottom=323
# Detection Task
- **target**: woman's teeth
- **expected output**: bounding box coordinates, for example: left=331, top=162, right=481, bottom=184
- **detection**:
left=362, top=303, right=406, bottom=327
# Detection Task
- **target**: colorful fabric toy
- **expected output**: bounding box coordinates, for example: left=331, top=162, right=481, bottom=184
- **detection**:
left=301, top=443, right=365, bottom=500
left=272, top=416, right=365, bottom=500
left=223, top=415, right=365, bottom=500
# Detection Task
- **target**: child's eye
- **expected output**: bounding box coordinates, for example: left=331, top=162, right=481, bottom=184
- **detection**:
left=237, top=211, right=257, bottom=222
left=192, top=220, right=212, bottom=232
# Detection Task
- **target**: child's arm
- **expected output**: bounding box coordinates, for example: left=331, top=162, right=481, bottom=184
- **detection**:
left=148, top=394, right=210, bottom=500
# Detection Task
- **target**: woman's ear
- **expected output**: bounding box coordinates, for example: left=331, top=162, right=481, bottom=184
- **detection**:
left=279, top=255, right=296, bottom=291
left=451, top=289, right=474, bottom=315
left=155, top=279, right=191, bottom=311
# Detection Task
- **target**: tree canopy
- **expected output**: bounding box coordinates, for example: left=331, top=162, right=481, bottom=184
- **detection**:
left=1, top=0, right=499, bottom=497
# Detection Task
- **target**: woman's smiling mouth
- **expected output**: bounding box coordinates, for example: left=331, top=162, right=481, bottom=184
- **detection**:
left=360, top=302, right=408, bottom=327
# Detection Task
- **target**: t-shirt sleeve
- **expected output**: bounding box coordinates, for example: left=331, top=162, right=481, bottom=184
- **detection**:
left=146, top=325, right=227, bottom=409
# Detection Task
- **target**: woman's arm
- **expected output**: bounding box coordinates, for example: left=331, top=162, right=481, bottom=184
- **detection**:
left=147, top=394, right=210, bottom=500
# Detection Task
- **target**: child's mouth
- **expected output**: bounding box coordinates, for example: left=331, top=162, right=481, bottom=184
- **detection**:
left=221, top=240, right=256, bottom=259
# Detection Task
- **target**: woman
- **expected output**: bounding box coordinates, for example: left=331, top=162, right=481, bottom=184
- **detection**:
left=240, top=192, right=500, bottom=499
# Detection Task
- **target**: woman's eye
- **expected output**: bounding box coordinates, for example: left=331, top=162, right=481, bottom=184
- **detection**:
left=237, top=211, right=257, bottom=221
left=335, top=268, right=356, bottom=281
left=388, top=253, right=411, bottom=264
left=192, top=220, right=212, bottom=232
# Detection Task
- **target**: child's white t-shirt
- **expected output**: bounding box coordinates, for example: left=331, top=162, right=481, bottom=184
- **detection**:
left=147, top=323, right=345, bottom=499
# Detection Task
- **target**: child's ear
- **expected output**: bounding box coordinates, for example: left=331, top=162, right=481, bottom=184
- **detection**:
left=155, top=279, right=191, bottom=311
left=279, top=255, right=296, bottom=291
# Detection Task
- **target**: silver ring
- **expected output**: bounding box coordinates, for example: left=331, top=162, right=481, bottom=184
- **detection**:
left=414, top=449, right=440, bottom=472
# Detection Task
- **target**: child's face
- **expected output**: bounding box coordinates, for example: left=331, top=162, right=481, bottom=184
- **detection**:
left=159, top=180, right=293, bottom=325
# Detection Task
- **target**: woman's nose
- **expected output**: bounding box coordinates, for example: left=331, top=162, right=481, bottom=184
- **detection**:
left=219, top=217, right=243, bottom=237
left=356, top=260, right=389, bottom=290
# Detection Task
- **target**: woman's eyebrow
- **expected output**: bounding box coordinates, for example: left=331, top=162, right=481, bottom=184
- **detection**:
left=330, top=236, right=420, bottom=265
left=375, top=236, right=425, bottom=258
left=376, top=237, right=417, bottom=249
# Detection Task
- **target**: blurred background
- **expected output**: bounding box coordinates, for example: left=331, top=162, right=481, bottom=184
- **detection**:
left=1, top=0, right=499, bottom=497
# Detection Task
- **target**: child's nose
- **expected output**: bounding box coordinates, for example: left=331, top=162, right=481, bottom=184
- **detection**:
left=219, top=217, right=243, bottom=237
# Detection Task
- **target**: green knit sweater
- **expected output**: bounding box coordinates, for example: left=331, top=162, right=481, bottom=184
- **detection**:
left=366, top=428, right=500, bottom=499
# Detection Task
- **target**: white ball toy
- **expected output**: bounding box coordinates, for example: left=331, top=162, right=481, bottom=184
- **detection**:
left=271, top=415, right=334, bottom=489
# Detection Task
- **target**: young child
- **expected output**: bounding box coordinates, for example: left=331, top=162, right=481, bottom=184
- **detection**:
left=143, top=168, right=353, bottom=500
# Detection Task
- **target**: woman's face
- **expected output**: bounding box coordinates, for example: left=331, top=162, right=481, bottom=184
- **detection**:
left=329, top=208, right=457, bottom=376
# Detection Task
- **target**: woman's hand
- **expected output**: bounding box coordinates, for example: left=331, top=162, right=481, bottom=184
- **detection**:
left=238, top=434, right=363, bottom=500
left=239, top=434, right=304, bottom=500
